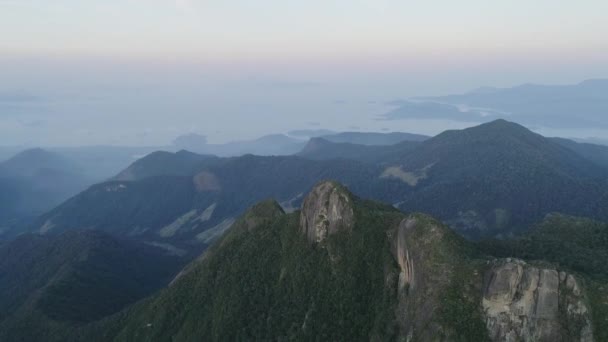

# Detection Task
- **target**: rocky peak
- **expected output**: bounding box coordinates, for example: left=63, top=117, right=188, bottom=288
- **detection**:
left=483, top=259, right=594, bottom=342
left=299, top=181, right=355, bottom=243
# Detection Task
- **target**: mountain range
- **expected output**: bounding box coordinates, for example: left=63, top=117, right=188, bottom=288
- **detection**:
left=386, top=120, right=608, bottom=236
left=0, top=130, right=424, bottom=241
left=0, top=149, right=92, bottom=236
left=2, top=119, right=608, bottom=341
left=27, top=120, right=608, bottom=248
left=3, top=181, right=605, bottom=341
left=171, top=131, right=428, bottom=157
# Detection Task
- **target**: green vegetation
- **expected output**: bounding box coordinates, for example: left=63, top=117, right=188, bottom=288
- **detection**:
left=0, top=230, right=185, bottom=342
left=478, top=214, right=608, bottom=279
left=31, top=120, right=608, bottom=252
left=5, top=181, right=608, bottom=341
left=3, top=120, right=608, bottom=340
left=298, top=137, right=420, bottom=164
left=106, top=199, right=405, bottom=341
left=32, top=153, right=409, bottom=254
left=65, top=191, right=492, bottom=342
left=34, top=176, right=200, bottom=238
left=395, top=120, right=608, bottom=239
left=438, top=261, right=488, bottom=342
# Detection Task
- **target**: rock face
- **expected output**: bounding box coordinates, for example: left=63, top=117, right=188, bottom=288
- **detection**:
left=299, top=181, right=354, bottom=243
left=483, top=259, right=594, bottom=342
left=393, top=218, right=416, bottom=292
left=389, top=216, right=464, bottom=341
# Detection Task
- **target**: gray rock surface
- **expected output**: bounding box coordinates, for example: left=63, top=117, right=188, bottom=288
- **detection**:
left=299, top=181, right=354, bottom=243
left=389, top=216, right=459, bottom=341
left=483, top=259, right=594, bottom=342
left=393, top=218, right=416, bottom=292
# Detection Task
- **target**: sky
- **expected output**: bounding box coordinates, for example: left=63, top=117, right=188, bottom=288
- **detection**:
left=1, top=0, right=608, bottom=146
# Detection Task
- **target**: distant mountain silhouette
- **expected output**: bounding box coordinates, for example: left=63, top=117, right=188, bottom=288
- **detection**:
left=384, top=79, right=608, bottom=129
left=29, top=120, right=608, bottom=244
left=320, top=131, right=428, bottom=145
left=172, top=133, right=307, bottom=156
left=297, top=137, right=419, bottom=163
left=0, top=149, right=92, bottom=236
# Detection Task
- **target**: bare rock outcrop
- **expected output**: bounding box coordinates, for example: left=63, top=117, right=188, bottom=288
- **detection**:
left=299, top=181, right=354, bottom=243
left=389, top=216, right=464, bottom=340
left=483, top=259, right=594, bottom=342
left=393, top=218, right=416, bottom=292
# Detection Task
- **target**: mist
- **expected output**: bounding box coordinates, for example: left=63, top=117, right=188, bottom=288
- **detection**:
left=1, top=55, right=607, bottom=147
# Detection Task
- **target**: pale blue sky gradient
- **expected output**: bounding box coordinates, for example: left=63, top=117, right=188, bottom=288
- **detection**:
left=3, top=1, right=607, bottom=65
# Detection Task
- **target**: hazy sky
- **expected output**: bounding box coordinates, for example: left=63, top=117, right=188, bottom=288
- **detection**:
left=1, top=0, right=608, bottom=146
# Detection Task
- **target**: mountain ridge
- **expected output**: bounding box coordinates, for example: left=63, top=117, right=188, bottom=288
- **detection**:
left=28, top=119, right=608, bottom=245
left=65, top=181, right=604, bottom=341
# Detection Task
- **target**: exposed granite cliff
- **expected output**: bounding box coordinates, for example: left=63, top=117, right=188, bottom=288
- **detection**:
left=393, top=218, right=416, bottom=292
left=299, top=181, right=354, bottom=243
left=390, top=216, right=596, bottom=342
left=389, top=215, right=480, bottom=341
left=483, top=259, right=594, bottom=342
left=43, top=181, right=605, bottom=342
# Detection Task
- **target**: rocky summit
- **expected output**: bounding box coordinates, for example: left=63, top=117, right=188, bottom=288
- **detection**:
left=32, top=181, right=602, bottom=342
left=299, top=181, right=355, bottom=243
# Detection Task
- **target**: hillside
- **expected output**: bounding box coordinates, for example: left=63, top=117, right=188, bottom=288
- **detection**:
left=551, top=137, right=608, bottom=169
left=113, top=150, right=217, bottom=181
left=0, top=230, right=185, bottom=342
left=173, top=133, right=307, bottom=157
left=320, top=131, right=429, bottom=145
left=69, top=182, right=604, bottom=341
left=0, top=148, right=82, bottom=178
left=382, top=119, right=608, bottom=238
left=0, top=149, right=93, bottom=237
left=297, top=137, right=419, bottom=163
left=32, top=120, right=608, bottom=245
left=51, top=145, right=168, bottom=181
left=479, top=214, right=608, bottom=281
left=0, top=179, right=25, bottom=233
left=32, top=154, right=410, bottom=254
